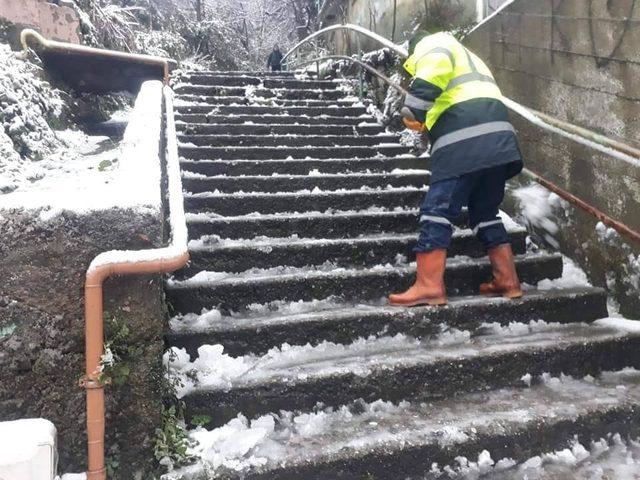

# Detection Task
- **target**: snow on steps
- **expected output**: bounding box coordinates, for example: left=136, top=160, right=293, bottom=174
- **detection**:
left=165, top=369, right=640, bottom=480
left=178, top=133, right=400, bottom=148
left=175, top=77, right=339, bottom=90
left=183, top=186, right=428, bottom=215
left=165, top=253, right=563, bottom=312
left=167, top=320, right=640, bottom=429
left=174, top=86, right=344, bottom=101
left=175, top=106, right=367, bottom=120
left=178, top=144, right=410, bottom=160
left=174, top=113, right=378, bottom=126
left=161, top=70, right=640, bottom=479
left=185, top=207, right=430, bottom=239
left=181, top=171, right=427, bottom=194
left=175, top=95, right=366, bottom=107
left=167, top=287, right=607, bottom=357
left=178, top=156, right=423, bottom=176
left=179, top=228, right=528, bottom=274
left=180, top=70, right=308, bottom=78
left=177, top=123, right=385, bottom=136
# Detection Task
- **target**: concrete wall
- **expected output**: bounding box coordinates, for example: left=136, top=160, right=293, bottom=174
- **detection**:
left=465, top=0, right=640, bottom=316
left=465, top=0, right=640, bottom=229
left=0, top=210, right=166, bottom=478
left=0, top=82, right=168, bottom=478
left=0, top=0, right=81, bottom=45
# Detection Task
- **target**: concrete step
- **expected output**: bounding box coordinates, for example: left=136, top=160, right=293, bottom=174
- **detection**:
left=179, top=145, right=411, bottom=160
left=183, top=187, right=427, bottom=215
left=181, top=70, right=306, bottom=79
left=166, top=253, right=563, bottom=313
left=179, top=157, right=424, bottom=176
left=176, top=75, right=340, bottom=89
left=178, top=134, right=400, bottom=148
left=162, top=368, right=640, bottom=480
left=174, top=114, right=377, bottom=126
left=173, top=321, right=640, bottom=429
left=176, top=95, right=362, bottom=107
left=177, top=123, right=385, bottom=136
left=166, top=288, right=608, bottom=357
left=174, top=104, right=367, bottom=117
left=178, top=225, right=527, bottom=275
left=185, top=208, right=465, bottom=239
left=182, top=172, right=427, bottom=194
left=173, top=85, right=345, bottom=100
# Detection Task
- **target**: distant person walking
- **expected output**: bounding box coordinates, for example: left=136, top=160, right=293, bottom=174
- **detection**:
left=267, top=45, right=283, bottom=72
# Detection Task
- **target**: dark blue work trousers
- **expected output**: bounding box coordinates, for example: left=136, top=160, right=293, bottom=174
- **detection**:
left=414, top=165, right=512, bottom=253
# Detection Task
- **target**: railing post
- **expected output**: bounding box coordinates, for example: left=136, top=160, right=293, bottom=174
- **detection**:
left=314, top=40, right=321, bottom=79
left=356, top=35, right=364, bottom=100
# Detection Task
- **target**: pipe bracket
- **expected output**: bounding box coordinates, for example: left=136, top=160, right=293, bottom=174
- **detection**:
left=79, top=375, right=104, bottom=390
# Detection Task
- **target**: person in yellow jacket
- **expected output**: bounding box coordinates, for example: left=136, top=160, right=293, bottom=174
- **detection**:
left=389, top=31, right=524, bottom=307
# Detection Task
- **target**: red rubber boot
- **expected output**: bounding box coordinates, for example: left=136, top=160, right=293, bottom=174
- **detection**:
left=388, top=250, right=448, bottom=307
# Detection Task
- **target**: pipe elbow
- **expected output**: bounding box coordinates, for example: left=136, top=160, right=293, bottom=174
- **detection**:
left=20, top=29, right=46, bottom=53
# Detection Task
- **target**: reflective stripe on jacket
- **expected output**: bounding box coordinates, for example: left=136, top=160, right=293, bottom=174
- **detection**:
left=403, top=32, right=523, bottom=182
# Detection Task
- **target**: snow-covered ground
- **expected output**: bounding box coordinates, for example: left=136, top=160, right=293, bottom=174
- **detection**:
left=0, top=44, right=67, bottom=193
left=0, top=80, right=163, bottom=220
left=511, top=180, right=640, bottom=317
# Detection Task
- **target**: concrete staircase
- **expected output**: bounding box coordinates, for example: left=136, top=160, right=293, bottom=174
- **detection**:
left=163, top=71, right=640, bottom=479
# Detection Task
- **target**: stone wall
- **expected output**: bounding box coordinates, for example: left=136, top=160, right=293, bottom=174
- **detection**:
left=0, top=82, right=168, bottom=478
left=465, top=0, right=640, bottom=316
left=465, top=0, right=640, bottom=228
left=0, top=0, right=81, bottom=47
left=320, top=0, right=479, bottom=53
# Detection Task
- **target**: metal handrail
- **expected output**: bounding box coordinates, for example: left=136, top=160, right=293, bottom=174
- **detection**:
left=501, top=98, right=640, bottom=169
left=284, top=24, right=640, bottom=166
left=284, top=24, right=640, bottom=243
left=294, top=55, right=409, bottom=95
left=282, top=23, right=408, bottom=68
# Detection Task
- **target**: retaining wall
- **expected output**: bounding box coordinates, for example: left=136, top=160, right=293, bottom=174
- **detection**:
left=0, top=81, right=168, bottom=478
left=465, top=0, right=640, bottom=316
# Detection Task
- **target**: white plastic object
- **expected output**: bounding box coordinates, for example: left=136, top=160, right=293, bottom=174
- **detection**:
left=0, top=419, right=58, bottom=480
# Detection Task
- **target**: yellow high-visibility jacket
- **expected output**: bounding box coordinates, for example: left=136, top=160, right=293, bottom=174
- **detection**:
left=403, top=32, right=523, bottom=182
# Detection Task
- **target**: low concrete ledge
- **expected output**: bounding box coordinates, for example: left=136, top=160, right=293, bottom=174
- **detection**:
left=0, top=81, right=168, bottom=477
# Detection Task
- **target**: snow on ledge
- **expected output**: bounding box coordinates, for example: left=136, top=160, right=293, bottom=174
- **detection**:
left=0, top=80, right=164, bottom=219
left=0, top=418, right=56, bottom=465
left=87, top=86, right=188, bottom=272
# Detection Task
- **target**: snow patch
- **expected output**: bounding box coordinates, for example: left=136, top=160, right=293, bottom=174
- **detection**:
left=0, top=81, right=163, bottom=219
left=533, top=256, right=591, bottom=291
left=512, top=182, right=567, bottom=248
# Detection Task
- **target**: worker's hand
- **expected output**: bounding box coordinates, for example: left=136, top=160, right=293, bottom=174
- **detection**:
left=403, top=117, right=425, bottom=132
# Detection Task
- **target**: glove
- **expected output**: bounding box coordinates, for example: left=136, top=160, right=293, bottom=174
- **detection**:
left=403, top=117, right=425, bottom=132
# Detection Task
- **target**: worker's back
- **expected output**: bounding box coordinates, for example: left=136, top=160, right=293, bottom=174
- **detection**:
left=404, top=32, right=502, bottom=132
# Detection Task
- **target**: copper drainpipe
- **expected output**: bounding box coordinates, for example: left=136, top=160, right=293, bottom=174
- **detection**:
left=81, top=87, right=189, bottom=480
left=19, top=30, right=185, bottom=479
left=20, top=31, right=187, bottom=480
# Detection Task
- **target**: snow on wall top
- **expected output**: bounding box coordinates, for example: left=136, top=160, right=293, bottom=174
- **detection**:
left=86, top=85, right=188, bottom=272
left=0, top=418, right=56, bottom=464
left=0, top=80, right=164, bottom=220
